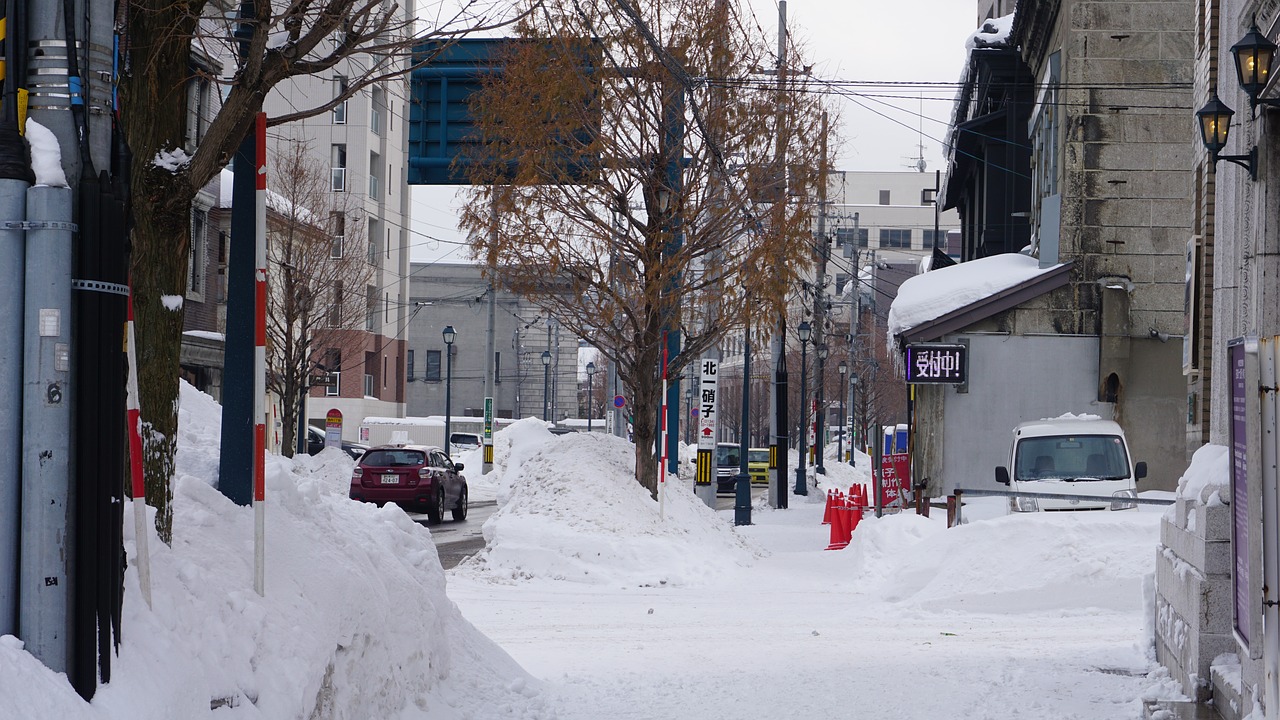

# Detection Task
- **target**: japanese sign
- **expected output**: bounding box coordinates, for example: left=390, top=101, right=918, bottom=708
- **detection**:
left=1229, top=338, right=1250, bottom=648
left=904, top=343, right=967, bottom=384
left=325, top=409, right=343, bottom=450
left=697, top=358, right=720, bottom=451
left=879, top=452, right=910, bottom=507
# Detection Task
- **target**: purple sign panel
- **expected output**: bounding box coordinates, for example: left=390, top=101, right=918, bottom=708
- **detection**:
left=1229, top=338, right=1250, bottom=648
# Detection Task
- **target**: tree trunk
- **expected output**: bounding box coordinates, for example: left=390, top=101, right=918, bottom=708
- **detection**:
left=130, top=165, right=193, bottom=545
left=631, top=382, right=659, bottom=499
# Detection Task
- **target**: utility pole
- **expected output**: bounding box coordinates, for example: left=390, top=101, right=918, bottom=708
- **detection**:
left=813, top=111, right=829, bottom=476
left=768, top=0, right=790, bottom=508
left=483, top=193, right=497, bottom=474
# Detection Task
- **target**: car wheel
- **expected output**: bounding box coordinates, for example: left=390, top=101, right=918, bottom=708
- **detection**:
left=426, top=486, right=444, bottom=524
left=451, top=487, right=468, bottom=522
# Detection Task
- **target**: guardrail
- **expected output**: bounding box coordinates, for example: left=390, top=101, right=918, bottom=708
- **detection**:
left=947, top=487, right=1176, bottom=527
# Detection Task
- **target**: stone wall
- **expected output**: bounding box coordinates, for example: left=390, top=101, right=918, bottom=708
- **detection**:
left=1154, top=485, right=1238, bottom=706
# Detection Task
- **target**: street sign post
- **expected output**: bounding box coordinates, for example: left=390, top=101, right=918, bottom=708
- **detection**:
left=695, top=358, right=719, bottom=494
left=483, top=397, right=494, bottom=465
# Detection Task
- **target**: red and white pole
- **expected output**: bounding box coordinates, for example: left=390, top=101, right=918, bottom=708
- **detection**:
left=659, top=333, right=668, bottom=521
left=253, top=112, right=267, bottom=596
left=124, top=289, right=152, bottom=608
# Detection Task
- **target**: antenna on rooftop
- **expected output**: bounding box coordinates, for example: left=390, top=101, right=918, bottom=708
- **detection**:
left=904, top=93, right=928, bottom=172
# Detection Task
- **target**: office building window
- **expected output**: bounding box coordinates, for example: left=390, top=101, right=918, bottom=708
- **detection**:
left=425, top=350, right=441, bottom=381
left=331, top=144, right=346, bottom=191
left=880, top=228, right=911, bottom=248
left=407, top=349, right=415, bottom=381
left=330, top=211, right=345, bottom=258
left=879, top=190, right=890, bottom=205
left=494, top=351, right=501, bottom=384
left=332, top=76, right=348, bottom=124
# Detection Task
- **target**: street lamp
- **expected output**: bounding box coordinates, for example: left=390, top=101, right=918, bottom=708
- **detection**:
left=442, top=326, right=455, bottom=452
left=849, top=372, right=858, bottom=468
left=586, top=361, right=596, bottom=432
left=815, top=344, right=829, bottom=474
left=541, top=350, right=551, bottom=421
left=1194, top=20, right=1280, bottom=181
left=837, top=361, right=847, bottom=465
left=795, top=320, right=811, bottom=496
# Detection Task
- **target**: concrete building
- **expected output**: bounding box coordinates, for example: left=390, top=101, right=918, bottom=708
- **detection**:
left=405, top=264, right=579, bottom=425
left=897, top=0, right=1193, bottom=507
left=1154, top=1, right=1280, bottom=717
left=261, top=38, right=414, bottom=437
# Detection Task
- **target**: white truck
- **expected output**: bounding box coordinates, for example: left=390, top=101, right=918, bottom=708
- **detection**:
left=358, top=417, right=446, bottom=449
left=995, top=414, right=1147, bottom=512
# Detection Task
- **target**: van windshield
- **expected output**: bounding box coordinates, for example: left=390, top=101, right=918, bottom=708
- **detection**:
left=1014, top=435, right=1130, bottom=482
left=716, top=445, right=740, bottom=468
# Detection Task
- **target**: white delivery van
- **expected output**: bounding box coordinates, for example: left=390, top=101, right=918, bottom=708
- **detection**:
left=358, top=417, right=446, bottom=448
left=995, top=414, right=1147, bottom=512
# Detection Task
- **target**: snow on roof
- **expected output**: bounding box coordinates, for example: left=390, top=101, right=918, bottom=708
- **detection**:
left=967, top=12, right=1015, bottom=50
left=886, top=253, right=1062, bottom=341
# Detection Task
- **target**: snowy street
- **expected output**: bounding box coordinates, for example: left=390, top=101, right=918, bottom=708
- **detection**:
left=0, top=385, right=1187, bottom=719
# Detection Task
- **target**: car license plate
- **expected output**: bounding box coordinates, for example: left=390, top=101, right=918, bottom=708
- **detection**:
left=381, top=474, right=399, bottom=485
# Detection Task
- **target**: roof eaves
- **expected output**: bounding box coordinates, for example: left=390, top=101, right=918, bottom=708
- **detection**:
left=897, top=261, right=1074, bottom=345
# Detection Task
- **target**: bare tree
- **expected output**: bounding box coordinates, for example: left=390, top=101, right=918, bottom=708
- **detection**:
left=264, top=140, right=374, bottom=457
left=120, top=0, right=527, bottom=542
left=458, top=0, right=829, bottom=495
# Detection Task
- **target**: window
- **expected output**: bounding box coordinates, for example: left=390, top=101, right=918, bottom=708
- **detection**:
left=836, top=227, right=868, bottom=248
left=835, top=273, right=849, bottom=295
left=324, top=349, right=341, bottom=397
left=425, top=350, right=442, bottom=381
left=185, top=75, right=212, bottom=151
left=921, top=188, right=937, bottom=205
left=880, top=228, right=911, bottom=248
left=331, top=144, right=347, bottom=191
left=1030, top=51, right=1061, bottom=202
left=371, top=86, right=386, bottom=136
left=878, top=190, right=890, bottom=205
left=923, top=229, right=944, bottom=249
left=368, top=151, right=381, bottom=198
left=494, top=351, right=501, bottom=384
left=367, top=220, right=379, bottom=265
left=364, top=351, right=377, bottom=396
left=365, top=284, right=377, bottom=331
left=330, top=211, right=345, bottom=258
left=187, top=207, right=208, bottom=298
left=332, top=76, right=348, bottom=124
left=384, top=292, right=390, bottom=322
left=407, top=349, right=415, bottom=381
left=329, top=281, right=343, bottom=327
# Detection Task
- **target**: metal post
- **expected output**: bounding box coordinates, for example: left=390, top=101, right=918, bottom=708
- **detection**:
left=816, top=346, right=826, bottom=473
left=483, top=194, right=498, bottom=473
left=586, top=362, right=595, bottom=432
left=252, top=113, right=267, bottom=597
left=795, top=329, right=809, bottom=495
left=0, top=176, right=26, bottom=639
left=541, top=350, right=551, bottom=421
left=1261, top=337, right=1280, bottom=720
left=768, top=0, right=789, bottom=510
left=837, top=362, right=846, bottom=465
left=734, top=339, right=752, bottom=525
left=443, top=326, right=455, bottom=450
left=849, top=374, right=858, bottom=467
left=20, top=184, right=74, bottom=673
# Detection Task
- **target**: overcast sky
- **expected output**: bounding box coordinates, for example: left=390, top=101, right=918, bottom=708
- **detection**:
left=409, top=1, right=981, bottom=264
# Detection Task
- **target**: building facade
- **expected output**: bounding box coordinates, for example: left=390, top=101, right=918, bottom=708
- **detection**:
left=261, top=46, right=414, bottom=437
left=405, top=264, right=579, bottom=424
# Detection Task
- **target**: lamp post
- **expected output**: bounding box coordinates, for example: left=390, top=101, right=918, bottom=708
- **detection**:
left=815, top=343, right=828, bottom=474
left=837, top=361, right=847, bottom=465
left=1193, top=20, right=1280, bottom=180
left=794, top=320, right=811, bottom=496
left=541, top=350, right=551, bottom=421
left=586, top=361, right=596, bottom=432
left=684, top=384, right=693, bottom=445
left=443, top=326, right=455, bottom=452
left=849, top=372, right=858, bottom=468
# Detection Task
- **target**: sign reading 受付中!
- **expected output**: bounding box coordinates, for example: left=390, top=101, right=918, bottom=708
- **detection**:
left=904, top=343, right=968, bottom=385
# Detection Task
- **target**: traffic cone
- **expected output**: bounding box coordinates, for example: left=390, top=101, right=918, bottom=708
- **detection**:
left=825, top=505, right=846, bottom=550
left=822, top=489, right=835, bottom=525
left=848, top=492, right=864, bottom=536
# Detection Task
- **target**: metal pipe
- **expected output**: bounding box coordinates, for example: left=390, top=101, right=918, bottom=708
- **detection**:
left=0, top=177, right=27, bottom=638
left=20, top=184, right=74, bottom=672
left=1260, top=337, right=1279, bottom=720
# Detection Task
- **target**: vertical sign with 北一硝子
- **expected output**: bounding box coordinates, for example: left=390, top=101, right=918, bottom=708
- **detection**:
left=695, top=358, right=719, bottom=486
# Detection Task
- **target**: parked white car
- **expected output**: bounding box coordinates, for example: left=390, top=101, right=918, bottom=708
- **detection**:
left=995, top=415, right=1147, bottom=512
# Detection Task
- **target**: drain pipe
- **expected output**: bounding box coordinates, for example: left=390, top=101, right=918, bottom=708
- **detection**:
left=0, top=177, right=27, bottom=640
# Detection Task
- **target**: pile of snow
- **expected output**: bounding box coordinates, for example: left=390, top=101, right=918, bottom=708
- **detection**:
left=1175, top=443, right=1229, bottom=503
left=0, top=382, right=542, bottom=719
left=454, top=418, right=760, bottom=587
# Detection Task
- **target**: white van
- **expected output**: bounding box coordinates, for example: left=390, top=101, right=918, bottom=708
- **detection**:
left=995, top=415, right=1147, bottom=512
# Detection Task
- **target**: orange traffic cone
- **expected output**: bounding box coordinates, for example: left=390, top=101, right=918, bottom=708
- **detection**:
left=822, top=489, right=835, bottom=525
left=825, top=505, right=846, bottom=550
left=848, top=493, right=864, bottom=536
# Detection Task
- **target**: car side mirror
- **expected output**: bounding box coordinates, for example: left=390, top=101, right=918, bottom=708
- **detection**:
left=454, top=463, right=465, bottom=472
left=1135, top=461, right=1147, bottom=481
left=995, top=466, right=1010, bottom=485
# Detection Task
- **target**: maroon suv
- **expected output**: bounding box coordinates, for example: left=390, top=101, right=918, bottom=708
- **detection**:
left=349, top=444, right=469, bottom=523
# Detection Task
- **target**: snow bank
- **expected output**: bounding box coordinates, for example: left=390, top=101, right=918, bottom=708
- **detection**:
left=0, top=382, right=542, bottom=719
left=455, top=418, right=761, bottom=587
